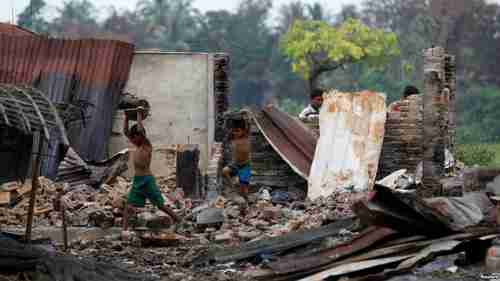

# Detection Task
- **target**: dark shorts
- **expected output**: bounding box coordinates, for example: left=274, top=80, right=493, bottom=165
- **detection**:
left=127, top=175, right=165, bottom=208
left=228, top=162, right=251, bottom=185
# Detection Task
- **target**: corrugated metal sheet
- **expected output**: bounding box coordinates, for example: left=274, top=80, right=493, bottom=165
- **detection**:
left=56, top=147, right=129, bottom=187
left=0, top=23, right=36, bottom=36
left=252, top=105, right=317, bottom=180
left=0, top=32, right=134, bottom=178
left=308, top=91, right=387, bottom=200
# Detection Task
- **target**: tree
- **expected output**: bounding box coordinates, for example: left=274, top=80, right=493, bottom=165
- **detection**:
left=281, top=18, right=400, bottom=92
left=17, top=0, right=49, bottom=34
left=50, top=0, right=99, bottom=38
left=135, top=0, right=200, bottom=50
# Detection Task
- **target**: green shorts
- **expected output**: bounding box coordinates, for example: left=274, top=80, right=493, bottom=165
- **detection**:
left=127, top=176, right=165, bottom=208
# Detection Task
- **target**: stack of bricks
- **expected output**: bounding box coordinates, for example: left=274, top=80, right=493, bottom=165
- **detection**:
left=377, top=95, right=423, bottom=180
left=248, top=117, right=307, bottom=190
left=213, top=53, right=230, bottom=142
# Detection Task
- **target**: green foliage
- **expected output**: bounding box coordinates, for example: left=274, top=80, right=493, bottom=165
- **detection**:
left=457, top=86, right=500, bottom=143
left=280, top=18, right=400, bottom=82
left=456, top=144, right=496, bottom=167
left=277, top=98, right=304, bottom=116
left=17, top=0, right=49, bottom=34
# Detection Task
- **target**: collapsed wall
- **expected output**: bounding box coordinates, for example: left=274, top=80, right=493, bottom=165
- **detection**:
left=248, top=118, right=308, bottom=191
left=223, top=111, right=308, bottom=192
left=377, top=47, right=456, bottom=197
left=378, top=95, right=423, bottom=179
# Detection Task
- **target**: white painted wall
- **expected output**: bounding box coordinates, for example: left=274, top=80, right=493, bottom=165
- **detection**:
left=109, top=51, right=214, bottom=175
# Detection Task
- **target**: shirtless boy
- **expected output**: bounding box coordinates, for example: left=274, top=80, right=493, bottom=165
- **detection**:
left=121, top=109, right=179, bottom=239
left=222, top=118, right=251, bottom=198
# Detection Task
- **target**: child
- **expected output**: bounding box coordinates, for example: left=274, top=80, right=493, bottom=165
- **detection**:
left=121, top=108, right=179, bottom=239
left=222, top=117, right=251, bottom=199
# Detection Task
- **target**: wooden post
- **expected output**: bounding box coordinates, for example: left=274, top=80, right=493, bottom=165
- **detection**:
left=62, top=203, right=68, bottom=251
left=176, top=144, right=200, bottom=198
left=25, top=137, right=44, bottom=243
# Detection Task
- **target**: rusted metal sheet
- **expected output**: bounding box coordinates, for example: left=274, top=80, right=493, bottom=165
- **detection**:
left=267, top=227, right=396, bottom=276
left=308, top=91, right=387, bottom=200
left=0, top=32, right=134, bottom=177
left=56, top=147, right=129, bottom=187
left=0, top=23, right=35, bottom=36
left=252, top=105, right=317, bottom=180
left=194, top=217, right=356, bottom=265
left=352, top=184, right=452, bottom=235
left=299, top=254, right=413, bottom=281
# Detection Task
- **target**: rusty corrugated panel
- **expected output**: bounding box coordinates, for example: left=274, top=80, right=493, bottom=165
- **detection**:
left=266, top=227, right=396, bottom=277
left=195, top=217, right=356, bottom=265
left=308, top=91, right=387, bottom=199
left=0, top=32, right=134, bottom=178
left=0, top=23, right=36, bottom=36
left=56, top=147, right=129, bottom=187
left=252, top=105, right=317, bottom=180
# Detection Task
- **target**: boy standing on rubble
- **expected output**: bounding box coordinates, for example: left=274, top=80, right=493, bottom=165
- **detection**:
left=299, top=88, right=324, bottom=121
left=121, top=108, right=179, bottom=239
left=222, top=117, right=251, bottom=200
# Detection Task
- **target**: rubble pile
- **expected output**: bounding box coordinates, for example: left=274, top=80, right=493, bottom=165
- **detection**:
left=0, top=176, right=181, bottom=228
left=0, top=177, right=59, bottom=225
left=67, top=237, right=255, bottom=281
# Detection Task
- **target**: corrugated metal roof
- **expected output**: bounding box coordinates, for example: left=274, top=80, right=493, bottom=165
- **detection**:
left=252, top=105, right=317, bottom=180
left=0, top=23, right=36, bottom=36
left=0, top=31, right=134, bottom=178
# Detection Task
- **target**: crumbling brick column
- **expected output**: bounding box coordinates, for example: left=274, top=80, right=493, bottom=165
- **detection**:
left=214, top=53, right=230, bottom=142
left=420, top=47, right=448, bottom=197
left=444, top=54, right=456, bottom=154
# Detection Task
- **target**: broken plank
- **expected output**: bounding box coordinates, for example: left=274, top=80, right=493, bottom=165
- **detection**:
left=268, top=227, right=397, bottom=275
left=333, top=228, right=495, bottom=265
left=298, top=255, right=413, bottom=281
left=194, top=217, right=356, bottom=265
left=261, top=228, right=496, bottom=281
left=350, top=240, right=463, bottom=281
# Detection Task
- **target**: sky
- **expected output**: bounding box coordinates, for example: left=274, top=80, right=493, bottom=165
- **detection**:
left=0, top=0, right=364, bottom=23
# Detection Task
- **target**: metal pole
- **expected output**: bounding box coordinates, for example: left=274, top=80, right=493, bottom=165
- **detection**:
left=25, top=136, right=44, bottom=243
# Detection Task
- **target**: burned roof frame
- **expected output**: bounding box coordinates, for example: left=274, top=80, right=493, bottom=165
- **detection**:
left=0, top=84, right=69, bottom=145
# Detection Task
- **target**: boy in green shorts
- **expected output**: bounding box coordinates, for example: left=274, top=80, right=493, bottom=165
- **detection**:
left=121, top=109, right=179, bottom=240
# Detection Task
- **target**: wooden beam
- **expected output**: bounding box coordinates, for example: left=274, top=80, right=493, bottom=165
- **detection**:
left=4, top=89, right=31, bottom=133
left=0, top=103, right=11, bottom=126
left=18, top=87, right=51, bottom=140
left=33, top=88, right=69, bottom=146
left=25, top=137, right=44, bottom=244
